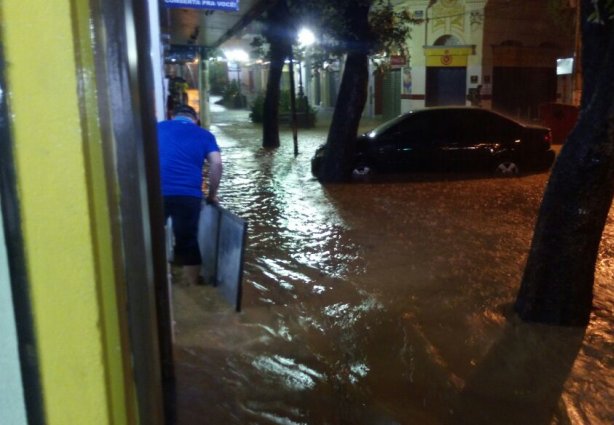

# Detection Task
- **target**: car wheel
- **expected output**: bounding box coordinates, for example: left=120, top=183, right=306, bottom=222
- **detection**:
left=352, top=163, right=372, bottom=179
left=494, top=160, right=520, bottom=177
left=351, top=154, right=373, bottom=179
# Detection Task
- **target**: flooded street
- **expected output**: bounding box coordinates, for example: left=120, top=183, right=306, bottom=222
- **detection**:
left=171, top=106, right=613, bottom=424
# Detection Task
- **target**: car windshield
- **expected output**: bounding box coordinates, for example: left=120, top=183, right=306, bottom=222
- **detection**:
left=366, top=113, right=412, bottom=137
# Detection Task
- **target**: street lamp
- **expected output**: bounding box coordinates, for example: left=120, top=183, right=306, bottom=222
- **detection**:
left=223, top=49, right=249, bottom=88
left=223, top=49, right=249, bottom=108
left=298, top=27, right=315, bottom=48
left=296, top=28, right=315, bottom=104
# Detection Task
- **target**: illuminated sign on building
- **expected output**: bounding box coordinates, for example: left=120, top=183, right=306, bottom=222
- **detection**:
left=557, top=58, right=574, bottom=75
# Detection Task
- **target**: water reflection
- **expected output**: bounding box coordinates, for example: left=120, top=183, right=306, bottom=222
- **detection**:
left=171, top=107, right=614, bottom=424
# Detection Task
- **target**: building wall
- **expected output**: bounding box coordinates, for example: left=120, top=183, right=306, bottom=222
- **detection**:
left=483, top=0, right=575, bottom=118
left=483, top=0, right=574, bottom=67
left=395, top=0, right=574, bottom=115
left=0, top=0, right=137, bottom=423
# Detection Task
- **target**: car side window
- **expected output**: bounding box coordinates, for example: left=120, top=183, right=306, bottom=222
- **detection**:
left=384, top=114, right=433, bottom=146
left=438, top=110, right=466, bottom=143
left=472, top=110, right=518, bottom=141
left=409, top=111, right=466, bottom=146
left=451, top=111, right=475, bottom=141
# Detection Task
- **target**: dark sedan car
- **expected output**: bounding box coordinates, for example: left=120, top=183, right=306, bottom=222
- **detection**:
left=312, top=107, right=556, bottom=178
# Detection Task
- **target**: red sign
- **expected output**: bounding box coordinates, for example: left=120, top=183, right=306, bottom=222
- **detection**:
left=390, top=55, right=407, bottom=67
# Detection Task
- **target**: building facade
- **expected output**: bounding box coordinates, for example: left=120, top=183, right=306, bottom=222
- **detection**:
left=394, top=0, right=575, bottom=120
left=232, top=1, right=576, bottom=124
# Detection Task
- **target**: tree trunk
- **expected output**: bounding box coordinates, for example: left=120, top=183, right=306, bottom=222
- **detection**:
left=262, top=0, right=292, bottom=149
left=317, top=52, right=369, bottom=182
left=316, top=2, right=371, bottom=182
left=262, top=41, right=290, bottom=148
left=515, top=1, right=614, bottom=326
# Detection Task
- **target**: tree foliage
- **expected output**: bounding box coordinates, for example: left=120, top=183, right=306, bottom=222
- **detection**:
left=253, top=0, right=418, bottom=68
left=369, top=1, right=418, bottom=56
left=588, top=0, right=614, bottom=23
left=290, top=0, right=419, bottom=71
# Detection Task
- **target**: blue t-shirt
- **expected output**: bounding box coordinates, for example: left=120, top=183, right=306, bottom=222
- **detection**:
left=157, top=117, right=220, bottom=197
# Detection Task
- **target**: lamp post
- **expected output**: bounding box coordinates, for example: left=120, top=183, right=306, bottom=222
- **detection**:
left=297, top=28, right=315, bottom=110
left=224, top=49, right=249, bottom=108
left=286, top=28, right=315, bottom=156
left=297, top=56, right=305, bottom=98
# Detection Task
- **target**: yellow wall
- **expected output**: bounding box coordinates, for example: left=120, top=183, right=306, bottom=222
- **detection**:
left=425, top=46, right=474, bottom=67
left=1, top=0, right=134, bottom=423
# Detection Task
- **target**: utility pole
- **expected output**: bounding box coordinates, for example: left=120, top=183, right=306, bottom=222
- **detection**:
left=571, top=0, right=582, bottom=106
left=288, top=51, right=299, bottom=156
left=198, top=47, right=211, bottom=128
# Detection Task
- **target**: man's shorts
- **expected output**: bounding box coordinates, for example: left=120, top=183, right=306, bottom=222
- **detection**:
left=163, top=196, right=202, bottom=266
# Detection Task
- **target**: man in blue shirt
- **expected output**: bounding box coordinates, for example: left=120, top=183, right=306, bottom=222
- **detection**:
left=158, top=104, right=222, bottom=285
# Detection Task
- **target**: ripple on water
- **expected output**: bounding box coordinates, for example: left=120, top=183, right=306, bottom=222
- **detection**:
left=251, top=355, right=325, bottom=391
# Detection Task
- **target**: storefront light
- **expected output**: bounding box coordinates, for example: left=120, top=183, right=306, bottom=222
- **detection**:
left=224, top=49, right=249, bottom=63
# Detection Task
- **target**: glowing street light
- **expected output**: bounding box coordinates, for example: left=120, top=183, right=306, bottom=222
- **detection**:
left=298, top=28, right=315, bottom=48
left=296, top=28, right=315, bottom=99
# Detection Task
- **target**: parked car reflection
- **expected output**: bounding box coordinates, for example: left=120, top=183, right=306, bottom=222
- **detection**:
left=312, top=107, right=556, bottom=179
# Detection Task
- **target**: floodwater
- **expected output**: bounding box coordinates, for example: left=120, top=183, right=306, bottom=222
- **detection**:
left=170, top=105, right=613, bottom=425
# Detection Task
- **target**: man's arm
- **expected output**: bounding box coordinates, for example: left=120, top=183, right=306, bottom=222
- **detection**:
left=205, top=151, right=222, bottom=203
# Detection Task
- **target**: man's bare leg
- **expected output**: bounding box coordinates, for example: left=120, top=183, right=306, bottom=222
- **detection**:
left=183, top=265, right=200, bottom=286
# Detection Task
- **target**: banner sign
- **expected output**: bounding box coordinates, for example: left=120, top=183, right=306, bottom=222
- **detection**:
left=390, top=55, right=407, bottom=68
left=164, top=0, right=239, bottom=11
